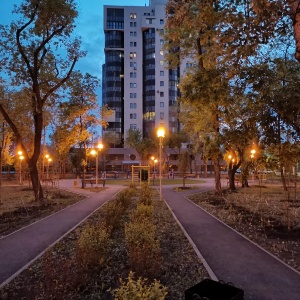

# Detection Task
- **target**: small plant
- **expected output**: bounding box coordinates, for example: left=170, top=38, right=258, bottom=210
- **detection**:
left=130, top=203, right=154, bottom=223
left=139, top=182, right=152, bottom=206
left=125, top=216, right=161, bottom=277
left=115, top=188, right=134, bottom=209
left=112, top=271, right=167, bottom=300
left=76, top=223, right=111, bottom=268
left=102, top=201, right=126, bottom=230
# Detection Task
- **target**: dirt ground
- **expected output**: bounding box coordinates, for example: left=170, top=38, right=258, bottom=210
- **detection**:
left=189, top=180, right=300, bottom=273
left=0, top=183, right=85, bottom=237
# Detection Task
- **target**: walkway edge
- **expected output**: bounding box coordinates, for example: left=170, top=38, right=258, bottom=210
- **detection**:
left=163, top=198, right=218, bottom=281
left=0, top=189, right=121, bottom=289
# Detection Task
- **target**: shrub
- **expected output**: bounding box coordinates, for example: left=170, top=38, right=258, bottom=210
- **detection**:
left=125, top=218, right=161, bottom=277
left=76, top=223, right=111, bottom=268
left=130, top=203, right=153, bottom=223
left=102, top=201, right=126, bottom=230
left=112, top=271, right=167, bottom=300
left=115, top=188, right=134, bottom=209
left=138, top=183, right=152, bottom=206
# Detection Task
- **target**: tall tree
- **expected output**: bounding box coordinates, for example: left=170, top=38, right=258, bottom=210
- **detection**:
left=125, top=128, right=156, bottom=164
left=0, top=0, right=85, bottom=204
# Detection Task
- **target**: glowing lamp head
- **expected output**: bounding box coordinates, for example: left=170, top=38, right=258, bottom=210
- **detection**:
left=157, top=127, right=165, bottom=138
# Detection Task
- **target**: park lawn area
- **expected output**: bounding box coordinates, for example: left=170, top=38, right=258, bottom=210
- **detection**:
left=0, top=184, right=85, bottom=237
left=188, top=182, right=300, bottom=273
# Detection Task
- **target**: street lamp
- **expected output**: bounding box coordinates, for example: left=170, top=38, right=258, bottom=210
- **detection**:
left=18, top=151, right=24, bottom=185
left=157, top=127, right=165, bottom=200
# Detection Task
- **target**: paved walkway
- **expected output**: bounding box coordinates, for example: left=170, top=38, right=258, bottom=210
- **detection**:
left=163, top=183, right=300, bottom=300
left=0, top=180, right=122, bottom=287
left=1, top=178, right=300, bottom=300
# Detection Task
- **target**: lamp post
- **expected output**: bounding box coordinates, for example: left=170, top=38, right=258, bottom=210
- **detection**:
left=47, top=157, right=52, bottom=179
left=157, top=127, right=165, bottom=200
left=91, top=143, right=103, bottom=188
left=18, top=151, right=24, bottom=185
left=250, top=149, right=256, bottom=181
left=90, top=149, right=97, bottom=186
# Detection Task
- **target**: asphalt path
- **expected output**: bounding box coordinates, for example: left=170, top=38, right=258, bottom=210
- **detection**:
left=0, top=181, right=122, bottom=287
left=163, top=184, right=300, bottom=300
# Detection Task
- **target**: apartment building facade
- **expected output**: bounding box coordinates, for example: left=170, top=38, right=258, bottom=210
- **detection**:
left=102, top=0, right=183, bottom=147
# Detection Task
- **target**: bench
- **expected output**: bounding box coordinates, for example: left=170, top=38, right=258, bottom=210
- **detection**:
left=82, top=178, right=105, bottom=187
left=42, top=176, right=59, bottom=187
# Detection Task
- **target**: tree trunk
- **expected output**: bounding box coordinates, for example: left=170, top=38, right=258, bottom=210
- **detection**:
left=29, top=159, right=44, bottom=205
left=0, top=147, right=2, bottom=186
left=213, top=157, right=222, bottom=194
left=228, top=169, right=236, bottom=190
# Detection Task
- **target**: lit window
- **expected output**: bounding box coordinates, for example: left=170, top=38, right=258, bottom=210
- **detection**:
left=160, top=50, right=164, bottom=55
left=130, top=13, right=137, bottom=19
left=160, top=60, right=164, bottom=66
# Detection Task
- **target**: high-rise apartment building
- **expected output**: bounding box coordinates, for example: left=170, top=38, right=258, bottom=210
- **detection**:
left=102, top=0, right=180, bottom=147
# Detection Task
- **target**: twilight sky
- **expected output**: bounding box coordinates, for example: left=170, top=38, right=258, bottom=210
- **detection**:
left=1, top=0, right=147, bottom=100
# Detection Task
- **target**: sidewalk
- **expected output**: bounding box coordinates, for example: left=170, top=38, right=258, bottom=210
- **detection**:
left=163, top=183, right=300, bottom=300
left=0, top=180, right=123, bottom=287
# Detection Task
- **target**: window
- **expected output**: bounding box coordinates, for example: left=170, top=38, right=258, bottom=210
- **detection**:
left=130, top=113, right=133, bottom=119
left=130, top=13, right=137, bottom=19
left=134, top=113, right=137, bottom=119
left=160, top=19, right=164, bottom=25
left=130, top=52, right=137, bottom=59
left=130, top=103, right=133, bottom=108
left=160, top=50, right=164, bottom=56
left=130, top=22, right=137, bottom=27
left=130, top=42, right=137, bottom=47
left=160, top=102, right=164, bottom=108
left=160, top=112, right=164, bottom=120
left=130, top=83, right=137, bottom=88
left=160, top=60, right=164, bottom=66
left=186, top=62, right=193, bottom=68
left=160, top=81, right=164, bottom=86
left=130, top=124, right=137, bottom=129
left=130, top=31, right=137, bottom=37
left=146, top=18, right=155, bottom=24
left=160, top=39, right=164, bottom=45
left=160, top=92, right=164, bottom=97
left=160, top=29, right=164, bottom=34
left=130, top=72, right=137, bottom=78
left=160, top=71, right=164, bottom=76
